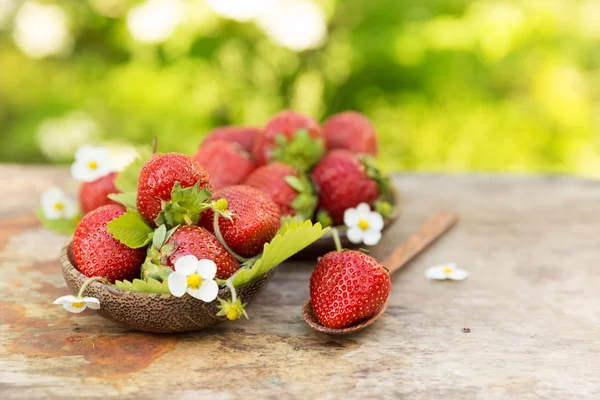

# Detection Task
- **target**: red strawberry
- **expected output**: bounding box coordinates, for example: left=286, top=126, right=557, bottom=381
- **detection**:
left=323, top=111, right=377, bottom=155
left=165, top=225, right=240, bottom=280
left=253, top=110, right=324, bottom=169
left=199, top=185, right=280, bottom=259
left=202, top=126, right=262, bottom=154
left=193, top=140, right=256, bottom=190
left=311, top=149, right=380, bottom=225
left=310, top=250, right=391, bottom=328
left=244, top=162, right=316, bottom=219
left=72, top=205, right=146, bottom=283
left=137, top=153, right=212, bottom=225
left=78, top=172, right=120, bottom=214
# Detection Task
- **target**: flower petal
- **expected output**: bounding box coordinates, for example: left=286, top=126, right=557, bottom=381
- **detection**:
left=41, top=187, right=63, bottom=206
left=62, top=198, right=79, bottom=219
left=367, top=211, right=384, bottom=231
left=449, top=269, right=468, bottom=281
left=74, top=145, right=95, bottom=160
left=71, top=160, right=95, bottom=182
left=83, top=297, right=101, bottom=310
left=425, top=267, right=448, bottom=280
left=343, top=208, right=360, bottom=227
left=168, top=272, right=188, bottom=297
left=196, top=259, right=217, bottom=280
left=173, top=255, right=199, bottom=276
left=346, top=227, right=363, bottom=244
left=63, top=303, right=86, bottom=313
left=53, top=295, right=78, bottom=305
left=355, top=203, right=371, bottom=217
left=362, top=230, right=382, bottom=246
left=197, top=280, right=219, bottom=302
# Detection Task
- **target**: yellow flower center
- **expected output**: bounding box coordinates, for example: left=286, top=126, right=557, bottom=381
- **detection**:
left=186, top=273, right=203, bottom=289
left=54, top=202, right=64, bottom=211
left=214, top=198, right=229, bottom=212
left=443, top=266, right=454, bottom=274
left=88, top=160, right=98, bottom=170
left=71, top=301, right=85, bottom=308
left=358, top=219, right=369, bottom=230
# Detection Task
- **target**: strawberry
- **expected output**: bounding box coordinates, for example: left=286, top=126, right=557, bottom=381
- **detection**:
left=252, top=110, right=324, bottom=171
left=199, top=185, right=280, bottom=259
left=244, top=162, right=316, bottom=219
left=202, top=125, right=262, bottom=154
left=310, top=250, right=391, bottom=328
left=166, top=225, right=240, bottom=280
left=137, top=153, right=212, bottom=225
left=78, top=172, right=120, bottom=214
left=323, top=111, right=377, bottom=156
left=193, top=140, right=256, bottom=190
left=72, top=205, right=147, bottom=283
left=311, top=149, right=382, bottom=225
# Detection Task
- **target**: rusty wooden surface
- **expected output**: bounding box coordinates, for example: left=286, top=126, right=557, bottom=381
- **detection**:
left=1, top=164, right=600, bottom=399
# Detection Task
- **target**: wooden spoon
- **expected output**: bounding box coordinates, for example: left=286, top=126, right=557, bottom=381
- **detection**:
left=302, top=210, right=459, bottom=334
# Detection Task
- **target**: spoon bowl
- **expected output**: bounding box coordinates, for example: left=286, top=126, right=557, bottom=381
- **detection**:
left=302, top=210, right=459, bottom=335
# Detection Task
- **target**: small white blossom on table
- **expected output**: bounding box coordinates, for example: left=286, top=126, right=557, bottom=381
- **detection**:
left=71, top=145, right=115, bottom=182
left=53, top=295, right=100, bottom=313
left=168, top=255, right=219, bottom=302
left=40, top=187, right=78, bottom=220
left=425, top=263, right=468, bottom=281
left=344, top=203, right=384, bottom=246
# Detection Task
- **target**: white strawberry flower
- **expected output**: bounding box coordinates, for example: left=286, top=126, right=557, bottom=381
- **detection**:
left=168, top=255, right=219, bottom=302
left=344, top=203, right=384, bottom=246
left=40, top=187, right=78, bottom=220
left=425, top=263, right=468, bottom=281
left=53, top=295, right=100, bottom=313
left=71, top=145, right=115, bottom=182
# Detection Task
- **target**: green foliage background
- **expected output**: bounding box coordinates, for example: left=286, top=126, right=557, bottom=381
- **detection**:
left=1, top=0, right=600, bottom=176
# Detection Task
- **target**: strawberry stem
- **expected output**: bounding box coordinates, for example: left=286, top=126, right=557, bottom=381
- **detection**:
left=332, top=228, right=342, bottom=252
left=77, top=276, right=107, bottom=298
left=152, top=136, right=158, bottom=154
left=213, top=211, right=248, bottom=263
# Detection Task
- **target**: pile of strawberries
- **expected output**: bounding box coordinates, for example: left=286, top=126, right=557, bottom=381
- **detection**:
left=72, top=152, right=282, bottom=286
left=66, top=109, right=393, bottom=329
left=194, top=110, right=390, bottom=226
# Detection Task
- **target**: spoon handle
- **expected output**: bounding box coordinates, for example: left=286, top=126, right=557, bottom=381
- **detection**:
left=383, top=211, right=459, bottom=276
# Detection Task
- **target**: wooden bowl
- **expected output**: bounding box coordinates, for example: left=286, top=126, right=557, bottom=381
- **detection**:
left=60, top=243, right=273, bottom=333
left=294, top=188, right=402, bottom=259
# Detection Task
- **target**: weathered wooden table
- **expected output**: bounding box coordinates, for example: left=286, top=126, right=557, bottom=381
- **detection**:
left=1, top=165, right=599, bottom=399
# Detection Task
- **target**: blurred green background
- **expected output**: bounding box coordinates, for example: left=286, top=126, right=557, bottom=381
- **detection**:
left=1, top=0, right=600, bottom=175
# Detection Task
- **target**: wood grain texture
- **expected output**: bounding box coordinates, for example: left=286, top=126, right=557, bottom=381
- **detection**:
left=1, top=164, right=600, bottom=399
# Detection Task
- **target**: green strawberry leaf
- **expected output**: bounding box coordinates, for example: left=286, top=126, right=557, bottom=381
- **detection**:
left=108, top=192, right=137, bottom=210
left=361, top=155, right=391, bottom=195
left=375, top=199, right=393, bottom=218
left=315, top=209, right=333, bottom=228
left=229, top=220, right=329, bottom=287
left=271, top=129, right=325, bottom=172
left=114, top=145, right=153, bottom=193
left=114, top=278, right=170, bottom=294
left=107, top=209, right=153, bottom=249
left=284, top=173, right=317, bottom=219
left=35, top=207, right=80, bottom=235
left=154, top=182, right=212, bottom=227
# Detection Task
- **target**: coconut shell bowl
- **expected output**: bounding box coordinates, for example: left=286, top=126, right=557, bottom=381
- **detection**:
left=61, top=244, right=273, bottom=333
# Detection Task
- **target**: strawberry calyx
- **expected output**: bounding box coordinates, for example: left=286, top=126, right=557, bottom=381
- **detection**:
left=140, top=224, right=178, bottom=282
left=271, top=129, right=325, bottom=172
left=360, top=155, right=391, bottom=195
left=284, top=174, right=318, bottom=220
left=154, top=182, right=212, bottom=228
left=316, top=209, right=333, bottom=228
left=374, top=199, right=393, bottom=219
left=216, top=280, right=249, bottom=320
